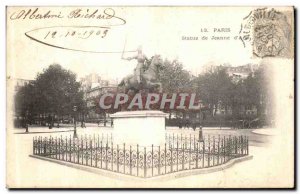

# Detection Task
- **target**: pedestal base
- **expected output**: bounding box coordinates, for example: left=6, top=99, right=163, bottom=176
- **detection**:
left=110, top=110, right=167, bottom=146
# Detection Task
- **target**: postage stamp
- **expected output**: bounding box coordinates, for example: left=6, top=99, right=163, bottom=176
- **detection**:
left=239, top=7, right=293, bottom=58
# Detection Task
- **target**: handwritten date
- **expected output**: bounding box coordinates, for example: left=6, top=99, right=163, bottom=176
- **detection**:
left=44, top=28, right=109, bottom=40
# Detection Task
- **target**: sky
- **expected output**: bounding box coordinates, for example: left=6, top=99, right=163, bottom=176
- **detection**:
left=6, top=6, right=268, bottom=81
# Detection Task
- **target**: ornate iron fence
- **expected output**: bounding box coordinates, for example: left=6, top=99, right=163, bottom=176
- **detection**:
left=32, top=134, right=249, bottom=178
left=165, top=133, right=203, bottom=148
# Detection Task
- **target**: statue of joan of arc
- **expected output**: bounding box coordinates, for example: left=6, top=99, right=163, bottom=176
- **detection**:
left=122, top=46, right=148, bottom=84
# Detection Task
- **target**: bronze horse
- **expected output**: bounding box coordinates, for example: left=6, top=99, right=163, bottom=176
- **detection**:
left=118, top=55, right=163, bottom=93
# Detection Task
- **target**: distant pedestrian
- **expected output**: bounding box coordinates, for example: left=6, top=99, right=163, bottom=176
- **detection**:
left=178, top=119, right=183, bottom=129
left=192, top=120, right=197, bottom=131
left=48, top=114, right=53, bottom=129
left=184, top=119, right=190, bottom=129
left=24, top=111, right=29, bottom=132
left=25, top=117, right=29, bottom=133
left=81, top=119, right=86, bottom=128
left=199, top=126, right=203, bottom=142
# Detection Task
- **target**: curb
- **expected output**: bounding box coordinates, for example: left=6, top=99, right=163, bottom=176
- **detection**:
left=29, top=154, right=253, bottom=181
left=251, top=129, right=278, bottom=136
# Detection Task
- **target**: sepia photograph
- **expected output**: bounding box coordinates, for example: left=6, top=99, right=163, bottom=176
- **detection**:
left=5, top=5, right=295, bottom=189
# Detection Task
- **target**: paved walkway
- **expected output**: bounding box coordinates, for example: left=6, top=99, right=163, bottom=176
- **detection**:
left=14, top=124, right=272, bottom=147
left=251, top=128, right=279, bottom=136
left=13, top=124, right=113, bottom=134
left=14, top=128, right=74, bottom=134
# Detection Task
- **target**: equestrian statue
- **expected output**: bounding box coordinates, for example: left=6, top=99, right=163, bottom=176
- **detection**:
left=119, top=46, right=164, bottom=93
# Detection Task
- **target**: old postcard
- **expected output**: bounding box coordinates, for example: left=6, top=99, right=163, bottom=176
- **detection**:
left=6, top=6, right=294, bottom=188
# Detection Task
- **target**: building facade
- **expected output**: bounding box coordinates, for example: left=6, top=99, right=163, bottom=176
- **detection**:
left=13, top=78, right=33, bottom=94
left=80, top=73, right=118, bottom=123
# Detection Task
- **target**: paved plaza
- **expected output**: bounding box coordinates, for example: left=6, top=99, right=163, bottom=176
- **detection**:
left=7, top=124, right=286, bottom=188
left=13, top=124, right=272, bottom=147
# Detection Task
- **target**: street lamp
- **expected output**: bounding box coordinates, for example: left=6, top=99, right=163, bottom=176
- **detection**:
left=198, top=100, right=203, bottom=142
left=25, top=110, right=29, bottom=133
left=73, top=105, right=78, bottom=138
left=198, top=100, right=202, bottom=127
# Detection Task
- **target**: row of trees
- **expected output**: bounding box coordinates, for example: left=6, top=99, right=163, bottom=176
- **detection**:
left=194, top=66, right=272, bottom=120
left=15, top=58, right=274, bottom=127
left=15, top=64, right=86, bottom=126
left=156, top=59, right=273, bottom=122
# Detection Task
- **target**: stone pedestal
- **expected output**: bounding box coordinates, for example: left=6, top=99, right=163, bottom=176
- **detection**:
left=110, top=110, right=167, bottom=146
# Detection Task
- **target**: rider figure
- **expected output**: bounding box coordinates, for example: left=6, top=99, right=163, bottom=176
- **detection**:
left=122, top=46, right=148, bottom=84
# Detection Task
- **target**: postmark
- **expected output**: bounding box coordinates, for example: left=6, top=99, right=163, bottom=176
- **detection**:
left=239, top=8, right=293, bottom=58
